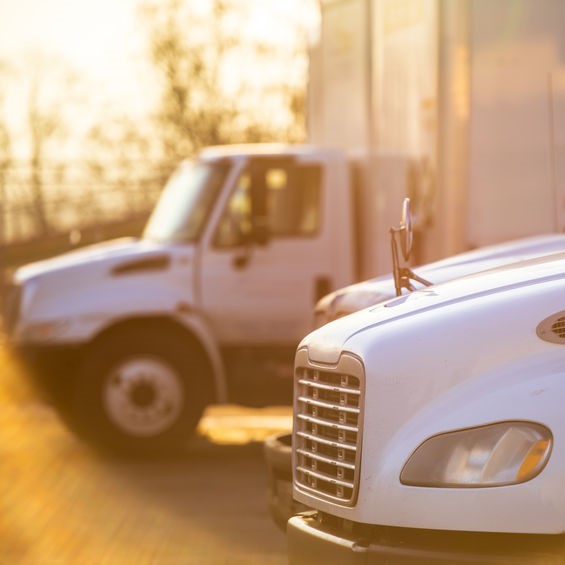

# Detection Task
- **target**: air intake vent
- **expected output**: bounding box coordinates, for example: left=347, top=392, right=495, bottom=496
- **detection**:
left=537, top=311, right=565, bottom=344
left=551, top=317, right=565, bottom=338
left=293, top=350, right=364, bottom=506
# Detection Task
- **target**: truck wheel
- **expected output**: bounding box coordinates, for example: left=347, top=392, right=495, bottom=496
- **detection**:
left=73, top=328, right=209, bottom=453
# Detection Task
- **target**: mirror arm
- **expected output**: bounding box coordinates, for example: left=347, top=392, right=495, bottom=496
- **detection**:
left=406, top=269, right=432, bottom=287
left=390, top=226, right=403, bottom=297
left=390, top=226, right=432, bottom=297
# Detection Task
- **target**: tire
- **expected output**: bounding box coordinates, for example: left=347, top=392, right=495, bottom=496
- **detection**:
left=73, top=326, right=209, bottom=453
left=264, top=433, right=293, bottom=531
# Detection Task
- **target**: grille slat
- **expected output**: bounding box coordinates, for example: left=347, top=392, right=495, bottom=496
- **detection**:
left=297, top=378, right=361, bottom=395
left=296, top=466, right=355, bottom=489
left=295, top=431, right=357, bottom=452
left=297, top=413, right=358, bottom=433
left=296, top=448, right=356, bottom=470
left=298, top=396, right=360, bottom=415
left=294, top=356, right=364, bottom=506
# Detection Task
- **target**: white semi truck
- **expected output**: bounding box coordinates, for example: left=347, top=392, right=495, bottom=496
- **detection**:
left=288, top=221, right=565, bottom=562
left=265, top=205, right=565, bottom=530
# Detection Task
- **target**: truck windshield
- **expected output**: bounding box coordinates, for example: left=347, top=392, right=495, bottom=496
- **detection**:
left=143, top=159, right=230, bottom=243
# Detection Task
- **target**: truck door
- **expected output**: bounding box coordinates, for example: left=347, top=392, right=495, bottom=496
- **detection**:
left=198, top=156, right=333, bottom=348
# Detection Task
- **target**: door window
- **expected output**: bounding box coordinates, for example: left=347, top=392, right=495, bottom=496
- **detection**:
left=214, top=160, right=322, bottom=247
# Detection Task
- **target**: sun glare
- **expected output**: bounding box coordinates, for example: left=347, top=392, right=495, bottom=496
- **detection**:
left=0, top=0, right=319, bottom=161
left=1, top=0, right=140, bottom=67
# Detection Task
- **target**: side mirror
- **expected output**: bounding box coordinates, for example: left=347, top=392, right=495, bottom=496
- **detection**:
left=399, top=198, right=413, bottom=261
left=231, top=216, right=269, bottom=270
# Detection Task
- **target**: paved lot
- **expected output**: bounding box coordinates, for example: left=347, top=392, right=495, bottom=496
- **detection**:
left=0, top=339, right=292, bottom=564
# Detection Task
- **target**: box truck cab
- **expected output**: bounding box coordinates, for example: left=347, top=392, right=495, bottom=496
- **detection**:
left=4, top=144, right=358, bottom=452
left=289, top=231, right=565, bottom=562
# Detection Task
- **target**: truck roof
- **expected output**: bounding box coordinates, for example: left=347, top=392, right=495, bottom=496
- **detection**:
left=199, top=143, right=342, bottom=160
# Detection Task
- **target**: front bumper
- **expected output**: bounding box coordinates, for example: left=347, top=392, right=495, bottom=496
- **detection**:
left=288, top=512, right=565, bottom=564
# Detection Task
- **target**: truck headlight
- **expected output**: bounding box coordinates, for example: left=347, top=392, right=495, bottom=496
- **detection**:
left=400, top=421, right=552, bottom=488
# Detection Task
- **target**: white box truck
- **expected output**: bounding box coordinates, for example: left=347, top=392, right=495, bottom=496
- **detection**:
left=3, top=144, right=361, bottom=452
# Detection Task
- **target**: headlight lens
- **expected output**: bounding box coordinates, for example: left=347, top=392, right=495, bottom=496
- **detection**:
left=400, top=421, right=552, bottom=488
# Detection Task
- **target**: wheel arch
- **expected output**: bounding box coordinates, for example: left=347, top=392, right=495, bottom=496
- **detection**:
left=86, top=314, right=226, bottom=404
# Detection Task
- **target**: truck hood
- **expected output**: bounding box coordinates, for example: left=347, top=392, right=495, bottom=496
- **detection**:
left=15, top=238, right=170, bottom=283
left=302, top=249, right=565, bottom=364
left=10, top=237, right=197, bottom=345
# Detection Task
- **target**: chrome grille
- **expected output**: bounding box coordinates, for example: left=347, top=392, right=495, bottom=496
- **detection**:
left=293, top=351, right=364, bottom=506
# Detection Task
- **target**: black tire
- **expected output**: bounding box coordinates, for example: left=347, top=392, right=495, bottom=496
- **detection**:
left=72, top=326, right=209, bottom=453
left=263, top=433, right=310, bottom=530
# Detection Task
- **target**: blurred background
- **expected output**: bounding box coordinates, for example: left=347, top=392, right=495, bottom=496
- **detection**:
left=0, top=1, right=315, bottom=562
left=0, top=0, right=318, bottom=267
left=3, top=0, right=565, bottom=562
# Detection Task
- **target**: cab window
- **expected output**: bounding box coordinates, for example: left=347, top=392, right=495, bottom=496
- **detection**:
left=214, top=159, right=322, bottom=247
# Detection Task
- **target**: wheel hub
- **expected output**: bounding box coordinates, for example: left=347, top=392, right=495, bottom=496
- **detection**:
left=129, top=380, right=157, bottom=408
left=103, top=356, right=184, bottom=437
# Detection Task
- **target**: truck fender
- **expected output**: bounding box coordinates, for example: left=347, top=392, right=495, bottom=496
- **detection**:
left=89, top=311, right=228, bottom=404
left=173, top=311, right=228, bottom=403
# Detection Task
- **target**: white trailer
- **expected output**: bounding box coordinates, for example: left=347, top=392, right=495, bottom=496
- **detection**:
left=308, top=0, right=565, bottom=274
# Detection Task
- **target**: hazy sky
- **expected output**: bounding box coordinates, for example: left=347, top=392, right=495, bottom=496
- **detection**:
left=0, top=0, right=143, bottom=68
left=0, top=0, right=318, bottom=95
left=0, top=0, right=154, bottom=111
left=0, top=0, right=319, bottom=158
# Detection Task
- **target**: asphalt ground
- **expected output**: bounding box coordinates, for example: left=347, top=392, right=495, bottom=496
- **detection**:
left=0, top=337, right=292, bottom=564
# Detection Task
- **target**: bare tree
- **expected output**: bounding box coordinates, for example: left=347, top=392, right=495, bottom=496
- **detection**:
left=18, top=55, right=82, bottom=237
left=140, top=0, right=243, bottom=165
left=0, top=60, right=12, bottom=296
left=84, top=115, right=164, bottom=223
left=0, top=63, right=11, bottom=247
left=138, top=0, right=319, bottom=166
left=0, top=121, right=11, bottom=242
left=27, top=79, right=60, bottom=235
